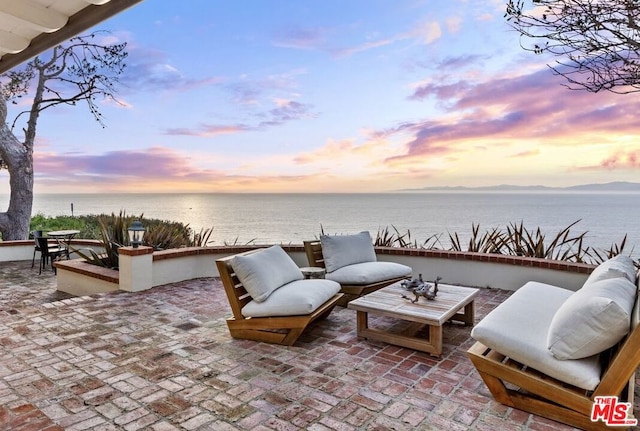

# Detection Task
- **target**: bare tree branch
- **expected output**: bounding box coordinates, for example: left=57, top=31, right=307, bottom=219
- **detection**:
left=506, top=0, right=640, bottom=93
left=0, top=31, right=127, bottom=240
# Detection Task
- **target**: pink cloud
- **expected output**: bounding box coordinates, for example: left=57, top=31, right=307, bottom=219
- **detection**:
left=32, top=147, right=333, bottom=193
left=293, top=139, right=357, bottom=164
left=35, top=147, right=200, bottom=180
left=164, top=124, right=251, bottom=137
left=164, top=100, right=315, bottom=136
left=577, top=150, right=640, bottom=171
left=388, top=67, right=640, bottom=166
left=510, top=149, right=541, bottom=158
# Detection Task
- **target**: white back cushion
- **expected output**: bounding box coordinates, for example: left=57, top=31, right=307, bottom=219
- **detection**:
left=320, top=232, right=377, bottom=273
left=583, top=254, right=636, bottom=287
left=231, top=245, right=303, bottom=303
left=547, top=276, right=637, bottom=360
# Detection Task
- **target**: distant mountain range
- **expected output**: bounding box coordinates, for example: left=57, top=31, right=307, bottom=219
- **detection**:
left=399, top=181, right=640, bottom=192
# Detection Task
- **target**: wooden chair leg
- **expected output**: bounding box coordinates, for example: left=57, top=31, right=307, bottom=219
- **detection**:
left=474, top=368, right=516, bottom=407
left=282, top=328, right=304, bottom=346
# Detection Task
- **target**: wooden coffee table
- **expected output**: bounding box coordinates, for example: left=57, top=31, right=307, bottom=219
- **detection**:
left=348, top=281, right=479, bottom=356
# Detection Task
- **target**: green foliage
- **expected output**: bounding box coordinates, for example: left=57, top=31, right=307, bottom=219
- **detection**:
left=31, top=214, right=637, bottom=268
left=31, top=213, right=214, bottom=248
left=449, top=223, right=505, bottom=254
left=36, top=212, right=215, bottom=269
left=70, top=211, right=135, bottom=269
left=30, top=214, right=100, bottom=239
left=374, top=225, right=441, bottom=249
left=143, top=222, right=191, bottom=250
left=321, top=220, right=636, bottom=266
left=587, top=234, right=633, bottom=265
left=222, top=236, right=256, bottom=246
left=191, top=227, right=215, bottom=247
left=502, top=220, right=588, bottom=262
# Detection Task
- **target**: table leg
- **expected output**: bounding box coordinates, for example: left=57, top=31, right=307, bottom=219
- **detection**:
left=429, top=325, right=443, bottom=356
left=450, top=300, right=476, bottom=326
left=461, top=301, right=475, bottom=326
left=356, top=311, right=369, bottom=337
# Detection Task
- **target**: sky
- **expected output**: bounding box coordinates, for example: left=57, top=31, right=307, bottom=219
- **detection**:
left=5, top=0, right=640, bottom=193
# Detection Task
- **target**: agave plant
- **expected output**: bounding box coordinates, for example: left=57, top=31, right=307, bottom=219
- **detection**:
left=501, top=220, right=589, bottom=262
left=190, top=227, right=215, bottom=247
left=585, top=234, right=638, bottom=267
left=71, top=211, right=137, bottom=268
left=448, top=223, right=506, bottom=254
left=222, top=236, right=256, bottom=246
left=374, top=225, right=417, bottom=248
left=318, top=221, right=634, bottom=264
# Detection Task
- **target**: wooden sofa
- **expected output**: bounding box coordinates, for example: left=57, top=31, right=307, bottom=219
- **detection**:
left=216, top=247, right=343, bottom=346
left=304, top=233, right=411, bottom=306
left=468, top=256, right=640, bottom=430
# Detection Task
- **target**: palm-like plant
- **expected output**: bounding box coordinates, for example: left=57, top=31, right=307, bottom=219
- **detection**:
left=449, top=223, right=505, bottom=254
left=72, top=211, right=136, bottom=268
left=501, top=220, right=588, bottom=262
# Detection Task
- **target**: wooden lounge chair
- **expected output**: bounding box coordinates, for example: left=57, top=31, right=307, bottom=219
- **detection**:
left=304, top=233, right=411, bottom=306
left=468, top=256, right=640, bottom=431
left=216, top=247, right=343, bottom=346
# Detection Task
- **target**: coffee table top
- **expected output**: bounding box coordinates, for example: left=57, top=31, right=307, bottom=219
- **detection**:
left=348, top=281, right=479, bottom=325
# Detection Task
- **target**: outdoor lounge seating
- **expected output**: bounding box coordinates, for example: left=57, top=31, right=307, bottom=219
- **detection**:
left=215, top=245, right=343, bottom=346
left=304, top=232, right=412, bottom=306
left=467, top=255, right=640, bottom=431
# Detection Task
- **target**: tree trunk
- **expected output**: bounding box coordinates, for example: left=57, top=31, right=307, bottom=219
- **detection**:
left=0, top=98, right=33, bottom=240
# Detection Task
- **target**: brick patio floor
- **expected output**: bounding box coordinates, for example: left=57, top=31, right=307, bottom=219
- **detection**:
left=0, top=261, right=637, bottom=430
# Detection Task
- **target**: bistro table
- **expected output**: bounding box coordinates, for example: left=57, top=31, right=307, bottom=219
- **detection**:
left=47, top=230, right=80, bottom=259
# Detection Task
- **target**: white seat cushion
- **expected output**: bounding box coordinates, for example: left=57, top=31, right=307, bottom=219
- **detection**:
left=231, top=245, right=303, bottom=303
left=320, top=232, right=377, bottom=273
left=325, top=261, right=412, bottom=285
left=471, top=281, right=602, bottom=391
left=241, top=279, right=341, bottom=318
left=547, top=277, right=636, bottom=360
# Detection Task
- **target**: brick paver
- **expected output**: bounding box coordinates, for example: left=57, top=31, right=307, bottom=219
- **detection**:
left=0, top=261, right=636, bottom=430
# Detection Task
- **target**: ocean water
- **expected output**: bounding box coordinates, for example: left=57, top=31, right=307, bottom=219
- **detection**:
left=20, top=192, right=639, bottom=257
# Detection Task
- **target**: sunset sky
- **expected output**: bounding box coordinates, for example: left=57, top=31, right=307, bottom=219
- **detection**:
left=5, top=0, right=640, bottom=193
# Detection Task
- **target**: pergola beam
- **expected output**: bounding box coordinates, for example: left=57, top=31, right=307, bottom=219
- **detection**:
left=0, top=0, right=143, bottom=74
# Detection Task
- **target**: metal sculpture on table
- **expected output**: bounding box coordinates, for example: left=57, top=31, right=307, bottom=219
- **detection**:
left=401, top=274, right=442, bottom=303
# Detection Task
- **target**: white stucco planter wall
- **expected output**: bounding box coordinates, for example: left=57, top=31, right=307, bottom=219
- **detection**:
left=0, top=240, right=593, bottom=295
left=377, top=254, right=588, bottom=291
left=56, top=268, right=119, bottom=296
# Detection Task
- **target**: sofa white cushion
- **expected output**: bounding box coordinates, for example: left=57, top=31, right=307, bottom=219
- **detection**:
left=471, top=281, right=602, bottom=391
left=547, top=277, right=636, bottom=360
left=241, top=279, right=341, bottom=318
left=231, top=245, right=303, bottom=303
left=583, top=254, right=637, bottom=288
left=325, top=261, right=412, bottom=285
left=321, top=232, right=377, bottom=273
